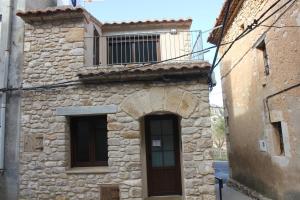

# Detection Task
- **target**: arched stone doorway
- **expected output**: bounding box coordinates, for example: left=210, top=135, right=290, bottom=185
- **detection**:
left=120, top=87, right=201, bottom=198
left=144, top=113, right=182, bottom=197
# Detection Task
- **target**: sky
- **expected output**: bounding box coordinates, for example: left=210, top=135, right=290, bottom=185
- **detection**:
left=62, top=0, right=224, bottom=106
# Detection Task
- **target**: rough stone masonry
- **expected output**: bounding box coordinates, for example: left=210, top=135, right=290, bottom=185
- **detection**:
left=18, top=7, right=215, bottom=200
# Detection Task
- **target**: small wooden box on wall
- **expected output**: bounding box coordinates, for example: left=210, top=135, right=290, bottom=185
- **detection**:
left=100, top=185, right=119, bottom=200
left=24, top=134, right=43, bottom=152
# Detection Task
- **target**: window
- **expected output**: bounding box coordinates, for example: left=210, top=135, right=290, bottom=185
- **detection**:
left=256, top=40, right=270, bottom=75
left=272, top=122, right=285, bottom=156
left=107, top=34, right=160, bottom=65
left=70, top=116, right=108, bottom=167
left=0, top=14, right=2, bottom=41
left=93, top=28, right=100, bottom=65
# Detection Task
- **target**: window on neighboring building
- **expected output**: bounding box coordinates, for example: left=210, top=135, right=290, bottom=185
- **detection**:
left=256, top=40, right=270, bottom=75
left=107, top=34, right=160, bottom=65
left=0, top=14, right=2, bottom=41
left=93, top=28, right=100, bottom=65
left=272, top=121, right=285, bottom=156
left=70, top=116, right=108, bottom=167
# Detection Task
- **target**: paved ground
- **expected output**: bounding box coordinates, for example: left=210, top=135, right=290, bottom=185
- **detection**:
left=214, top=161, right=252, bottom=200
left=214, top=161, right=229, bottom=182
left=215, top=185, right=252, bottom=200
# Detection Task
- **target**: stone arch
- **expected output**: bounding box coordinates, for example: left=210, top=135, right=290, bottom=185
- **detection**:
left=120, top=87, right=199, bottom=119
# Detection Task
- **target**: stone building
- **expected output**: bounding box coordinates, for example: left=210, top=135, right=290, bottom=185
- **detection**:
left=16, top=6, right=215, bottom=200
left=208, top=0, right=300, bottom=199
left=0, top=0, right=57, bottom=199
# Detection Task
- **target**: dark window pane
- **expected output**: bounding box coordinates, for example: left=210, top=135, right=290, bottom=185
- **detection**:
left=71, top=116, right=108, bottom=167
left=163, top=151, right=175, bottom=167
left=95, top=128, right=108, bottom=162
left=108, top=35, right=159, bottom=64
left=76, top=120, right=91, bottom=162
left=93, top=28, right=100, bottom=65
left=163, top=135, right=174, bottom=151
left=150, top=120, right=161, bottom=136
left=161, top=119, right=173, bottom=135
left=152, top=151, right=163, bottom=167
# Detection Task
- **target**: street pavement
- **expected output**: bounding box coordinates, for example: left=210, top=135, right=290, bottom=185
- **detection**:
left=214, top=161, right=229, bottom=182
left=214, top=161, right=252, bottom=200
left=215, top=185, right=252, bottom=200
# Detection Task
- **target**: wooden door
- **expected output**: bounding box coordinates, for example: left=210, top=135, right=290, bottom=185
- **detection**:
left=145, top=115, right=182, bottom=196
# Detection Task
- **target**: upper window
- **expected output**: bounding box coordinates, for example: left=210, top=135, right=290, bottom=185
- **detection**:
left=70, top=116, right=108, bottom=167
left=256, top=40, right=270, bottom=75
left=93, top=28, right=100, bottom=65
left=107, top=34, right=160, bottom=65
left=0, top=14, right=2, bottom=41
left=272, top=121, right=285, bottom=156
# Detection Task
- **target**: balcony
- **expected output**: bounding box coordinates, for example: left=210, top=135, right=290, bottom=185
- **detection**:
left=88, top=29, right=204, bottom=66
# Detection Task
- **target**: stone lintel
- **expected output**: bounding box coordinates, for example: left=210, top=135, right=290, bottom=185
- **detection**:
left=56, top=105, right=117, bottom=116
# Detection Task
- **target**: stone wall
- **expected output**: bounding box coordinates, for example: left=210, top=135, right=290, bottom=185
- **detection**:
left=218, top=0, right=300, bottom=199
left=19, top=13, right=215, bottom=200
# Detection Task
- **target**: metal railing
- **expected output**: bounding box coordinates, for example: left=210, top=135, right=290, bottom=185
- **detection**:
left=90, top=29, right=204, bottom=66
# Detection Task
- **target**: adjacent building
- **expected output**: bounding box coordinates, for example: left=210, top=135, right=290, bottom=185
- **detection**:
left=16, top=6, right=215, bottom=200
left=0, top=1, right=57, bottom=199
left=208, top=0, right=300, bottom=199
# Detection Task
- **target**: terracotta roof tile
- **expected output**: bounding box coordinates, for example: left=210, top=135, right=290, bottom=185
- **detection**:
left=103, top=18, right=192, bottom=26
left=16, top=6, right=85, bottom=17
left=17, top=6, right=192, bottom=28
left=77, top=61, right=210, bottom=82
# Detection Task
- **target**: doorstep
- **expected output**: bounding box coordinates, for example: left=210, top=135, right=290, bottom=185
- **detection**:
left=145, top=196, right=182, bottom=200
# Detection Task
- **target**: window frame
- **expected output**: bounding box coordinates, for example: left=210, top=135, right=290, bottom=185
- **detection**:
left=107, top=34, right=161, bottom=65
left=272, top=121, right=285, bottom=156
left=70, top=115, right=108, bottom=167
left=254, top=35, right=270, bottom=76
left=257, top=41, right=270, bottom=75
left=93, top=28, right=100, bottom=65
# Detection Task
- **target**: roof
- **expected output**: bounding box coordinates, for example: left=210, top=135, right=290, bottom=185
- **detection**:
left=16, top=6, right=192, bottom=29
left=16, top=6, right=103, bottom=26
left=16, top=6, right=84, bottom=16
left=77, top=61, right=210, bottom=83
left=103, top=18, right=192, bottom=27
left=207, top=0, right=244, bottom=44
left=102, top=18, right=192, bottom=32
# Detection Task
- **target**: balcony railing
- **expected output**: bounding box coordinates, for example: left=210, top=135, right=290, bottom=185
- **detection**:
left=90, top=29, right=204, bottom=66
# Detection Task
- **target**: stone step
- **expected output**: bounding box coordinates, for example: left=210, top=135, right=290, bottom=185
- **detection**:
left=145, top=196, right=182, bottom=200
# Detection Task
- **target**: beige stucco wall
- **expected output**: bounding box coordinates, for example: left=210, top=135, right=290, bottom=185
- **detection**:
left=218, top=0, right=300, bottom=199
left=20, top=15, right=215, bottom=200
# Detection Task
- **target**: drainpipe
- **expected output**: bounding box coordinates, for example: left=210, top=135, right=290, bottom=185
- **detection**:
left=0, top=0, right=13, bottom=172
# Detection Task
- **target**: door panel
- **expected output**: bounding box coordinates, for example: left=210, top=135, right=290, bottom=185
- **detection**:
left=145, top=115, right=182, bottom=196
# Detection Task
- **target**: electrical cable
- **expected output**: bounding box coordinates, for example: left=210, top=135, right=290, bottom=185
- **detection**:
left=260, top=25, right=300, bottom=28
left=1, top=0, right=297, bottom=92
left=209, top=0, right=233, bottom=89
left=212, top=0, right=296, bottom=71
left=0, top=46, right=217, bottom=92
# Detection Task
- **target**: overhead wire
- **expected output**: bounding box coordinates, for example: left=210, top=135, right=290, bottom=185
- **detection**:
left=211, top=0, right=297, bottom=72
left=1, top=0, right=298, bottom=92
left=209, top=0, right=233, bottom=89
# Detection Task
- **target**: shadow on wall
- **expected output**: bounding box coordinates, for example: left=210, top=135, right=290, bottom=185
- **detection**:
left=222, top=53, right=286, bottom=200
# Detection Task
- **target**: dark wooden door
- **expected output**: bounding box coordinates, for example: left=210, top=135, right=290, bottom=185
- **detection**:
left=145, top=115, right=182, bottom=196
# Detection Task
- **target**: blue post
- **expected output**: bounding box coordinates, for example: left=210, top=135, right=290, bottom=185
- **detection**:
left=71, top=0, right=77, bottom=7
